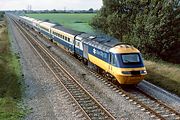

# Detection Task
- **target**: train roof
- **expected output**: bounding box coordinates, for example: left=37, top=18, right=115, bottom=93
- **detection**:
left=93, top=35, right=121, bottom=47
left=109, top=45, right=140, bottom=53
left=52, top=25, right=82, bottom=36
left=20, top=16, right=28, bottom=19
left=20, top=16, right=35, bottom=22
left=76, top=33, right=95, bottom=41
left=83, top=35, right=124, bottom=52
left=19, top=16, right=29, bottom=21
left=32, top=19, right=43, bottom=24
left=39, top=21, right=56, bottom=28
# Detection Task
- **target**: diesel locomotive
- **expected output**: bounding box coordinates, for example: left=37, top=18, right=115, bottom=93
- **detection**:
left=18, top=15, right=147, bottom=84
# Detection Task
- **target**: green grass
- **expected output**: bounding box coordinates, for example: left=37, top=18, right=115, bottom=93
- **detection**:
left=0, top=98, right=25, bottom=120
left=0, top=21, right=26, bottom=120
left=144, top=60, right=180, bottom=96
left=26, top=13, right=96, bottom=33
left=0, top=53, right=21, bottom=98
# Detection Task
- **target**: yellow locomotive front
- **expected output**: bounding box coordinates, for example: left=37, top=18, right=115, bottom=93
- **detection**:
left=108, top=45, right=147, bottom=84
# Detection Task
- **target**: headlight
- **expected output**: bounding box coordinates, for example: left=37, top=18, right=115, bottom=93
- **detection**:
left=122, top=71, right=131, bottom=74
left=140, top=70, right=147, bottom=74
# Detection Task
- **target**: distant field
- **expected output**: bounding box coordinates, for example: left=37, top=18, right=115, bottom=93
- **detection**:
left=26, top=13, right=96, bottom=34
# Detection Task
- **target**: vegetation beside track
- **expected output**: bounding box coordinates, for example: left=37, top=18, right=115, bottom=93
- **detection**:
left=145, top=60, right=180, bottom=97
left=26, top=12, right=180, bottom=96
left=26, top=13, right=96, bottom=34
left=0, top=12, right=5, bottom=21
left=0, top=14, right=25, bottom=119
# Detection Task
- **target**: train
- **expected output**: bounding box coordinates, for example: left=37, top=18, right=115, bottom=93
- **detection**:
left=18, top=15, right=147, bottom=85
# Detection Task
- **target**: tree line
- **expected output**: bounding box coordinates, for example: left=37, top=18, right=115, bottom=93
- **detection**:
left=0, top=12, right=5, bottom=21
left=90, top=0, right=180, bottom=63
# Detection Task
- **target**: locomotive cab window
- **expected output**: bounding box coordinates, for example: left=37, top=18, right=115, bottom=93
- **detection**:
left=121, top=53, right=140, bottom=64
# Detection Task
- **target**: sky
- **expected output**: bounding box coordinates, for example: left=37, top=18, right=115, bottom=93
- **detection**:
left=0, top=0, right=103, bottom=11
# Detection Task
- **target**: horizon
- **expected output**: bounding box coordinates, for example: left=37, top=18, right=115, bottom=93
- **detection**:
left=0, top=9, right=100, bottom=12
left=0, top=0, right=103, bottom=11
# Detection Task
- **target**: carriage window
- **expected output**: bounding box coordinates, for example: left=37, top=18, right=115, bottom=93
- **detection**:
left=68, top=38, right=70, bottom=42
left=65, top=36, right=67, bottom=41
left=76, top=41, right=80, bottom=47
left=41, top=26, right=48, bottom=31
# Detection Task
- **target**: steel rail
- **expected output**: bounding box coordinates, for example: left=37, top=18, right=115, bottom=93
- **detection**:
left=9, top=15, right=116, bottom=120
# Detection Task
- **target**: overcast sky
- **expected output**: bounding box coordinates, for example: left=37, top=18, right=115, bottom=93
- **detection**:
left=0, top=0, right=103, bottom=10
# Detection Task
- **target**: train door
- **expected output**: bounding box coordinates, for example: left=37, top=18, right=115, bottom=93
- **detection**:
left=109, top=53, right=116, bottom=74
left=73, top=37, right=76, bottom=54
left=74, top=40, right=79, bottom=54
left=83, top=44, right=88, bottom=59
left=49, top=28, right=52, bottom=39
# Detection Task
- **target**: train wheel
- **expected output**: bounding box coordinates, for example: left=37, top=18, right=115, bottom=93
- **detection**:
left=83, top=59, right=88, bottom=65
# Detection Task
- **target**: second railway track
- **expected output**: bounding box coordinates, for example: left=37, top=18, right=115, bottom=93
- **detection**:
left=9, top=16, right=116, bottom=120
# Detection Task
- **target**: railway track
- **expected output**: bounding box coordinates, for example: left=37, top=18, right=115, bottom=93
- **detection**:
left=126, top=87, right=180, bottom=120
left=27, top=25, right=180, bottom=120
left=9, top=15, right=180, bottom=120
left=9, top=16, right=116, bottom=120
left=28, top=23, right=180, bottom=120
left=91, top=71, right=180, bottom=120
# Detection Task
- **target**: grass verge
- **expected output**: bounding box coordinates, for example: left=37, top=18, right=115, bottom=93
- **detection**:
left=0, top=98, right=25, bottom=120
left=144, top=60, right=180, bottom=97
left=0, top=19, right=26, bottom=119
